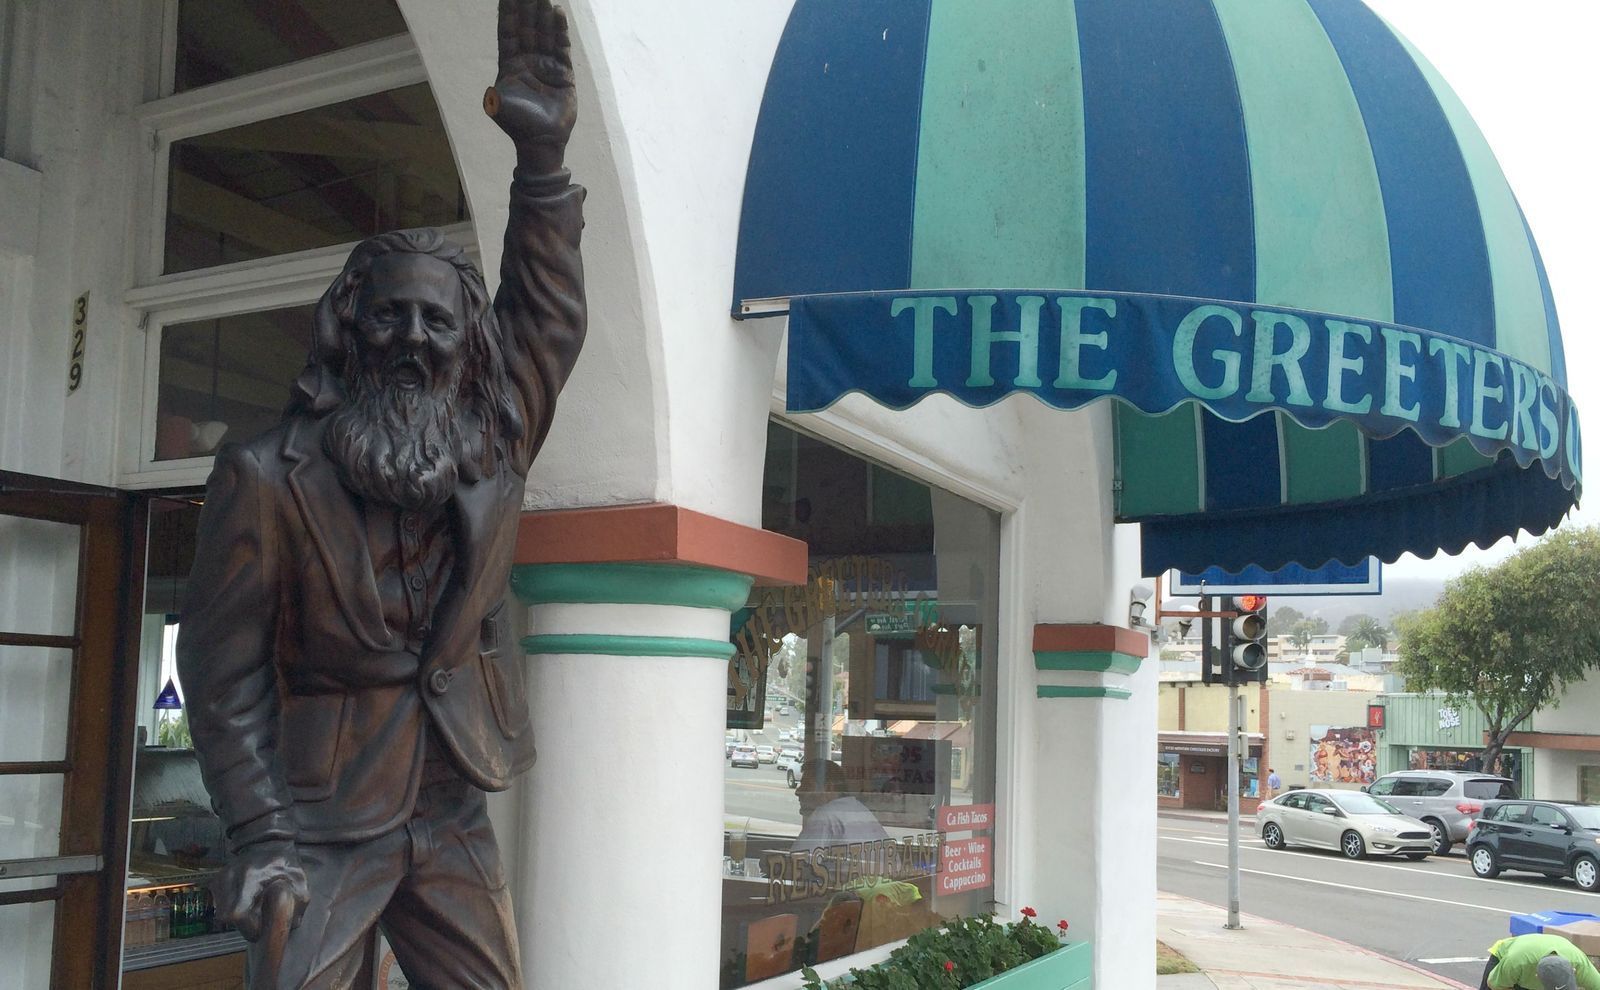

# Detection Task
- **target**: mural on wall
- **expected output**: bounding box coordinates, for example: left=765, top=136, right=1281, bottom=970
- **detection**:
left=1309, top=725, right=1378, bottom=785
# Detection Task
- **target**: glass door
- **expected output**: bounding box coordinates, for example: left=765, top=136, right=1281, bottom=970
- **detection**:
left=0, top=473, right=145, bottom=989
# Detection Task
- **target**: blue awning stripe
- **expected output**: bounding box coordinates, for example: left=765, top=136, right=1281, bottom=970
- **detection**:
left=1519, top=201, right=1568, bottom=390
left=1077, top=0, right=1260, bottom=515
left=730, top=2, right=930, bottom=308
left=1305, top=0, right=1495, bottom=493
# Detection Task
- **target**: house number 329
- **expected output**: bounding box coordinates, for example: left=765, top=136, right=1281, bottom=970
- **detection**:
left=67, top=292, right=88, bottom=393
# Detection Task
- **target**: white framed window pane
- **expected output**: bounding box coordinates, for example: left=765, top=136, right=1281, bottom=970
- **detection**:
left=154, top=304, right=314, bottom=461
left=0, top=773, right=64, bottom=860
left=163, top=83, right=467, bottom=273
left=0, top=517, right=79, bottom=637
left=172, top=0, right=408, bottom=94
left=0, top=647, right=72, bottom=762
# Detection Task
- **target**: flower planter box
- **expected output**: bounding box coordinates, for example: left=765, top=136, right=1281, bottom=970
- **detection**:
left=968, top=941, right=1092, bottom=990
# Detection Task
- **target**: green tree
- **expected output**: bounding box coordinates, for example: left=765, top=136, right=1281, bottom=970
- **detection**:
left=1396, top=527, right=1600, bottom=774
left=1269, top=604, right=1306, bottom=636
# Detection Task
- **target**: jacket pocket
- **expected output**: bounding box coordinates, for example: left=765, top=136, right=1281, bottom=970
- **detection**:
left=280, top=692, right=350, bottom=802
left=480, top=648, right=530, bottom=740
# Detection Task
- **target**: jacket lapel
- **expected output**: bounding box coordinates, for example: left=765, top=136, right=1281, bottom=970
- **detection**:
left=421, top=467, right=520, bottom=675
left=281, top=419, right=396, bottom=652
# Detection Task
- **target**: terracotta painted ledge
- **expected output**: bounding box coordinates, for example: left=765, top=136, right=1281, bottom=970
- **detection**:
left=1032, top=623, right=1150, bottom=658
left=515, top=502, right=808, bottom=586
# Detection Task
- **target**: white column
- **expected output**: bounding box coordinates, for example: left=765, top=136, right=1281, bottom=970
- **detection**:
left=509, top=562, right=753, bottom=989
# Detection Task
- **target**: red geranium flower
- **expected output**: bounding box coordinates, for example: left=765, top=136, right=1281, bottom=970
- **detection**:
left=1058, top=919, right=1070, bottom=932
left=1020, top=906, right=1037, bottom=919
left=944, top=960, right=955, bottom=972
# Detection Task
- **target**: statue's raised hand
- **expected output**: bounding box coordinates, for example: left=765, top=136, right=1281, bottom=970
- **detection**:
left=485, top=0, right=576, bottom=174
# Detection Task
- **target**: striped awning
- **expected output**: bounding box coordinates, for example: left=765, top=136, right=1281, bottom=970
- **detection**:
left=732, top=0, right=1581, bottom=574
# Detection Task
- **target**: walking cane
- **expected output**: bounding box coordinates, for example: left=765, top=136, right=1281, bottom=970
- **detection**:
left=251, top=878, right=297, bottom=990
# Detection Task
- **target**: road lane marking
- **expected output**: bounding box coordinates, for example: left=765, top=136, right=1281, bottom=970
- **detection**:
left=1190, top=860, right=1510, bottom=915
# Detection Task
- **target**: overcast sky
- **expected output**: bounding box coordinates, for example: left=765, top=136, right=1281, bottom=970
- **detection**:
left=1355, top=1, right=1595, bottom=582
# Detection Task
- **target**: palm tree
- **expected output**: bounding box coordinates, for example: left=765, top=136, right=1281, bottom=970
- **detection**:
left=1345, top=616, right=1390, bottom=654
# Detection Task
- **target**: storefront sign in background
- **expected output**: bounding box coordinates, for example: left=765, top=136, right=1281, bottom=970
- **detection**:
left=936, top=803, right=994, bottom=832
left=938, top=836, right=991, bottom=896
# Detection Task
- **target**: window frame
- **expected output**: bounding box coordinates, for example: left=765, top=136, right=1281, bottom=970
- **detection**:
left=117, top=11, right=479, bottom=489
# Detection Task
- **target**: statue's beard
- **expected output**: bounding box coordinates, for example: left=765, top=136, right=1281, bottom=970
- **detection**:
left=324, top=355, right=468, bottom=512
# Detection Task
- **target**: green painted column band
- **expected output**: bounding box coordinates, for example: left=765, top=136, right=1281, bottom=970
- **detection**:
left=1037, top=685, right=1131, bottom=701
left=521, top=633, right=736, bottom=660
left=1212, top=0, right=1392, bottom=506
left=1391, top=32, right=1550, bottom=375
left=1116, top=403, right=1203, bottom=516
left=910, top=0, right=1085, bottom=290
left=510, top=562, right=754, bottom=611
left=1034, top=651, right=1141, bottom=675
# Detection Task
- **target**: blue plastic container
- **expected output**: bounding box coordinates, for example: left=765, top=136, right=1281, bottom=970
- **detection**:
left=1509, top=911, right=1600, bottom=936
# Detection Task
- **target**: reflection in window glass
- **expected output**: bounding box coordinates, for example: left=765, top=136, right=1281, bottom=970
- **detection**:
left=720, top=422, right=999, bottom=988
left=155, top=305, right=313, bottom=460
left=172, top=0, right=408, bottom=93
left=1582, top=767, right=1600, bottom=805
left=164, top=83, right=467, bottom=273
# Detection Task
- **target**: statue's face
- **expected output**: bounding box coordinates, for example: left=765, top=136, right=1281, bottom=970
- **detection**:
left=352, top=253, right=469, bottom=395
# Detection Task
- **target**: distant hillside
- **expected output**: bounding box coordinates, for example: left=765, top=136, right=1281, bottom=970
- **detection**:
left=1269, top=577, right=1448, bottom=626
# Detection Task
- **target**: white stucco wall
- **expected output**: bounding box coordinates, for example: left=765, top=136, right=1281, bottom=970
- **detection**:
left=1530, top=676, right=1600, bottom=801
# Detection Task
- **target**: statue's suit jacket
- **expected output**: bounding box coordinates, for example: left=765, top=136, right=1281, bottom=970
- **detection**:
left=178, top=171, right=585, bottom=851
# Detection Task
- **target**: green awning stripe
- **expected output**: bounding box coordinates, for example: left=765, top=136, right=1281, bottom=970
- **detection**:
left=1438, top=436, right=1497, bottom=480
left=1282, top=419, right=1367, bottom=504
left=1115, top=403, right=1203, bottom=517
left=1391, top=32, right=1551, bottom=377
left=910, top=0, right=1086, bottom=290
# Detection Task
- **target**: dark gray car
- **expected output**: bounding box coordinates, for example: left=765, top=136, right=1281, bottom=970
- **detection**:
left=1366, top=770, right=1517, bottom=855
left=1468, top=800, right=1600, bottom=891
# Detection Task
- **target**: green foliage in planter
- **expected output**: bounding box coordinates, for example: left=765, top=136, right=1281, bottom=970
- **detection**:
left=800, top=915, right=1063, bottom=990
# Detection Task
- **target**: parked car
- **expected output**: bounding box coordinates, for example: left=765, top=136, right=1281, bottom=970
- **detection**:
left=1467, top=800, right=1600, bottom=891
left=1257, top=788, right=1434, bottom=859
left=730, top=745, right=759, bottom=769
left=1366, top=770, right=1518, bottom=855
left=756, top=745, right=776, bottom=764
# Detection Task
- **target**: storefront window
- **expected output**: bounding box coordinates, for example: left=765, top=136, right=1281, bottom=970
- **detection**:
left=720, top=422, right=1000, bottom=987
left=1581, top=767, right=1600, bottom=804
left=1157, top=754, right=1181, bottom=798
left=154, top=304, right=313, bottom=461
left=164, top=83, right=467, bottom=273
left=172, top=0, right=408, bottom=94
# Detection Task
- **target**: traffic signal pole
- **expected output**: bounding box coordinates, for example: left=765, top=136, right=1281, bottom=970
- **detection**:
left=1226, top=682, right=1243, bottom=929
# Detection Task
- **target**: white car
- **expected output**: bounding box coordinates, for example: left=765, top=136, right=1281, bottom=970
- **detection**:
left=730, top=745, right=759, bottom=769
left=1257, top=788, right=1434, bottom=859
left=755, top=745, right=776, bottom=764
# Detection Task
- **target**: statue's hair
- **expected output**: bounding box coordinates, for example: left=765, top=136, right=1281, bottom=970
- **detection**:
left=290, top=229, right=524, bottom=476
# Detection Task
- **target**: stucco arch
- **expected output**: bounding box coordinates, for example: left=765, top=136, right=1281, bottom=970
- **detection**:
left=397, top=0, right=668, bottom=512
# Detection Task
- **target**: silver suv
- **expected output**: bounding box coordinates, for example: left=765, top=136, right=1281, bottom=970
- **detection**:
left=1366, top=770, right=1517, bottom=855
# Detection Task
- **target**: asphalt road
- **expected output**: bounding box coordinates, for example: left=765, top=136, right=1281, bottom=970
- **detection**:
left=1159, top=813, right=1600, bottom=987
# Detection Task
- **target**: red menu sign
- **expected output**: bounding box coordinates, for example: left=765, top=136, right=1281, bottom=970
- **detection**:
left=936, top=803, right=994, bottom=832
left=938, top=836, right=992, bottom=895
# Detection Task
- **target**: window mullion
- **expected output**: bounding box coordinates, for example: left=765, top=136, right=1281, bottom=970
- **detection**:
left=137, top=34, right=424, bottom=144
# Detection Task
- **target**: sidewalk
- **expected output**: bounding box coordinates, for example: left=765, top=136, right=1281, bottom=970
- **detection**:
left=1156, top=891, right=1473, bottom=989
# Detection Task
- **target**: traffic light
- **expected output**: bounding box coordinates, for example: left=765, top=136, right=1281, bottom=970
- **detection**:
left=1225, top=594, right=1269, bottom=683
